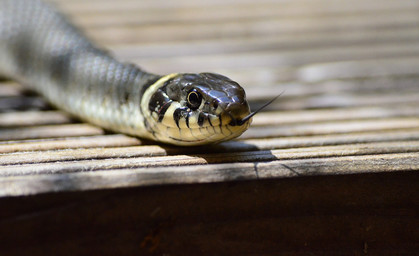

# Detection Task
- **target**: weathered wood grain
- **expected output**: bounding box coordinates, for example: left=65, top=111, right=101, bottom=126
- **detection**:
left=0, top=152, right=417, bottom=197
left=82, top=10, right=419, bottom=45
left=0, top=111, right=72, bottom=127
left=0, top=134, right=141, bottom=153
left=109, top=26, right=419, bottom=59
left=0, top=124, right=104, bottom=141
left=1, top=141, right=418, bottom=176
left=131, top=43, right=419, bottom=74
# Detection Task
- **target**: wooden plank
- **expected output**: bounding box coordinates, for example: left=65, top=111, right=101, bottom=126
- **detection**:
left=0, top=134, right=141, bottom=154
left=0, top=82, right=24, bottom=97
left=252, top=105, right=419, bottom=125
left=0, top=111, right=72, bottom=127
left=0, top=124, right=104, bottom=141
left=52, top=0, right=419, bottom=18
left=82, top=10, right=419, bottom=44
left=61, top=2, right=419, bottom=28
left=249, top=91, right=419, bottom=110
left=131, top=43, right=419, bottom=73
left=242, top=117, right=419, bottom=138
left=1, top=128, right=419, bottom=155
left=1, top=141, right=418, bottom=172
left=299, top=57, right=419, bottom=82
left=0, top=153, right=417, bottom=196
left=110, top=27, right=419, bottom=58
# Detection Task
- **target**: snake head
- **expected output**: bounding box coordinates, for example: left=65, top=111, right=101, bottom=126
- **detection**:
left=142, top=72, right=252, bottom=145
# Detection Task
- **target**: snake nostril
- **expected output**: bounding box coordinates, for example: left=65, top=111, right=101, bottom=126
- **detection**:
left=225, top=102, right=250, bottom=124
left=211, top=100, right=219, bottom=110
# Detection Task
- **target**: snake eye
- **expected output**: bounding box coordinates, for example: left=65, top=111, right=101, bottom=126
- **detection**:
left=187, top=89, right=202, bottom=110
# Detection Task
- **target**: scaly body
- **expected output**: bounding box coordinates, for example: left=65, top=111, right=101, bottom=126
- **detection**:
left=0, top=0, right=252, bottom=145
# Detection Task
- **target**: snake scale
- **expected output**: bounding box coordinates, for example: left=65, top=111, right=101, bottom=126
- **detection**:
left=0, top=0, right=260, bottom=146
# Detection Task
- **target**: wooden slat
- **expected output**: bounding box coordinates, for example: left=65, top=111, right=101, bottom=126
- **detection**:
left=60, top=2, right=419, bottom=28
left=1, top=129, right=418, bottom=155
left=131, top=44, right=419, bottom=73
left=1, top=141, right=418, bottom=176
left=0, top=152, right=417, bottom=197
left=0, top=134, right=141, bottom=153
left=110, top=27, right=419, bottom=58
left=0, top=111, right=72, bottom=127
left=0, top=124, right=104, bottom=141
left=82, top=10, right=419, bottom=44
left=243, top=117, right=419, bottom=139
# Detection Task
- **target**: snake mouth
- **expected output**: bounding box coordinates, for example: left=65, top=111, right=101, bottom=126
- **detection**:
left=156, top=112, right=251, bottom=145
left=166, top=121, right=251, bottom=145
left=228, top=112, right=253, bottom=126
left=229, top=92, right=283, bottom=126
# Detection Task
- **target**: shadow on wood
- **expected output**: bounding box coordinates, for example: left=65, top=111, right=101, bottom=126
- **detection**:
left=0, top=171, right=417, bottom=255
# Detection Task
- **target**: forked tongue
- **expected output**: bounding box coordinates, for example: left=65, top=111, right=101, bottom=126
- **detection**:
left=235, top=92, right=284, bottom=126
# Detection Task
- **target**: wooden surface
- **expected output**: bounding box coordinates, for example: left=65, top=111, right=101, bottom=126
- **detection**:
left=1, top=0, right=418, bottom=196
left=0, top=0, right=418, bottom=255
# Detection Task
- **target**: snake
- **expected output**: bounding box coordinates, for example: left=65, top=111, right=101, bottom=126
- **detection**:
left=0, top=0, right=265, bottom=146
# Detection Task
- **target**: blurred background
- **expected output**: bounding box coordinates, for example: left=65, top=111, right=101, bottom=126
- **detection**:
left=50, top=0, right=419, bottom=113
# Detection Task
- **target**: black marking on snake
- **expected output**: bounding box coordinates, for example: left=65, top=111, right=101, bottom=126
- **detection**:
left=207, top=116, right=217, bottom=134
left=148, top=89, right=166, bottom=112
left=173, top=107, right=189, bottom=128
left=148, top=82, right=173, bottom=123
left=219, top=115, right=228, bottom=135
left=208, top=116, right=213, bottom=127
left=139, top=74, right=163, bottom=102
left=173, top=108, right=183, bottom=128
left=157, top=101, right=172, bottom=122
left=198, top=112, right=205, bottom=127
left=121, top=91, right=130, bottom=104
left=185, top=111, right=191, bottom=128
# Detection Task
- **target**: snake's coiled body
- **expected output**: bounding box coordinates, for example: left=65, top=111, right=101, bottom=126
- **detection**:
left=0, top=0, right=252, bottom=145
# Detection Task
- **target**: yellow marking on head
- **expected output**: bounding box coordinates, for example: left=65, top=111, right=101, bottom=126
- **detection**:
left=161, top=103, right=180, bottom=128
